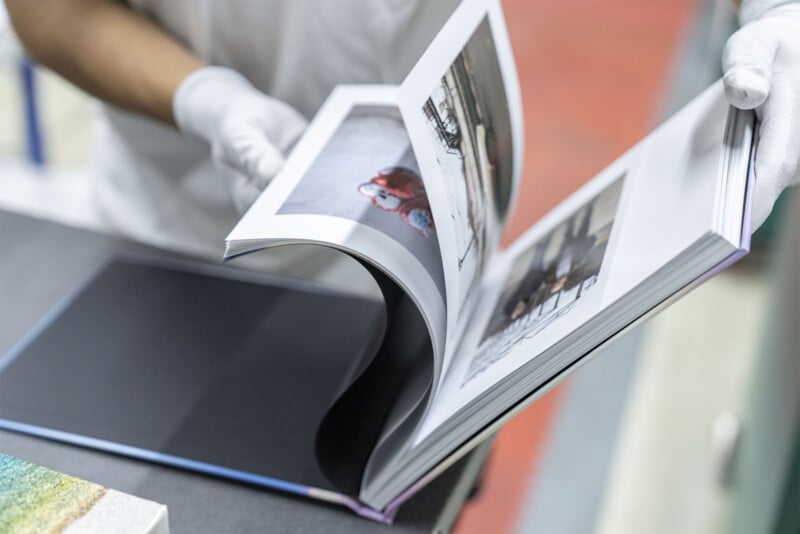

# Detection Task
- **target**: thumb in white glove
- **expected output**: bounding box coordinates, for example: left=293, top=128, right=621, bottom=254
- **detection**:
left=173, top=66, right=308, bottom=214
left=722, top=1, right=800, bottom=231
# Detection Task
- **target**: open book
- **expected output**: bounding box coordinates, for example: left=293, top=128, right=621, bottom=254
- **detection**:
left=223, top=0, right=756, bottom=522
left=0, top=0, right=755, bottom=526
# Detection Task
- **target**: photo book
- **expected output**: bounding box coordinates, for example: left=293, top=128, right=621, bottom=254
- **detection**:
left=0, top=0, right=755, bottom=524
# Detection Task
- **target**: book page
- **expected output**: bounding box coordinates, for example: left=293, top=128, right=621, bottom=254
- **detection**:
left=468, top=176, right=625, bottom=384
left=398, top=0, right=524, bottom=374
left=413, top=166, right=630, bottom=440
left=226, top=86, right=447, bottom=361
left=414, top=82, right=741, bottom=442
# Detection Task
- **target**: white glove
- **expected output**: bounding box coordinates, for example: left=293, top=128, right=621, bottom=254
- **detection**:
left=722, top=1, right=800, bottom=230
left=173, top=66, right=308, bottom=214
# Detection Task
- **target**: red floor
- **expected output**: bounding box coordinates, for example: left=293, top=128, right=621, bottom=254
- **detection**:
left=453, top=1, right=698, bottom=532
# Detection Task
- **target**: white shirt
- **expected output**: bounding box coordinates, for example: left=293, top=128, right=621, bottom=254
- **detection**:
left=92, top=0, right=459, bottom=259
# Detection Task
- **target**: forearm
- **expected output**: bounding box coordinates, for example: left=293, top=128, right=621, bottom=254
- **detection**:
left=6, top=0, right=204, bottom=125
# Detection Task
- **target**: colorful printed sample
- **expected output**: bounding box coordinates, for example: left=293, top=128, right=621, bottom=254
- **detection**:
left=0, top=453, right=106, bottom=533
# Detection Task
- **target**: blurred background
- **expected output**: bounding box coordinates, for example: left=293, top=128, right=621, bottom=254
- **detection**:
left=0, top=1, right=797, bottom=533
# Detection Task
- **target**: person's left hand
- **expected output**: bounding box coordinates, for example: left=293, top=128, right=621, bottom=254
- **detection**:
left=722, top=1, right=800, bottom=231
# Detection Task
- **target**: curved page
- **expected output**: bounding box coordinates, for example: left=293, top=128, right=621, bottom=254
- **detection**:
left=226, top=86, right=446, bottom=370
left=397, top=0, right=524, bottom=375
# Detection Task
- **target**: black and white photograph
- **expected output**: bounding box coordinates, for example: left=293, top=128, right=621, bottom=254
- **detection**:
left=463, top=176, right=625, bottom=384
left=422, top=16, right=514, bottom=311
left=278, top=105, right=445, bottom=297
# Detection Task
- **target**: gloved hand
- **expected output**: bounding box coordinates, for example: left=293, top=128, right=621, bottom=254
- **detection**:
left=173, top=66, right=308, bottom=214
left=722, top=0, right=800, bottom=230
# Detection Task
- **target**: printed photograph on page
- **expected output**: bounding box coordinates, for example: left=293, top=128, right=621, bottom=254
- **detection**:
left=463, top=175, right=624, bottom=386
left=420, top=15, right=514, bottom=314
left=277, top=104, right=446, bottom=299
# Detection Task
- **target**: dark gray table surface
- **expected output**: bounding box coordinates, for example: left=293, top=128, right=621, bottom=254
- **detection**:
left=0, top=210, right=476, bottom=533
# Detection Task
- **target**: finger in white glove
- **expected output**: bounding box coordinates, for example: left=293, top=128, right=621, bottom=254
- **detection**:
left=722, top=2, right=800, bottom=230
left=212, top=118, right=288, bottom=213
left=173, top=67, right=308, bottom=214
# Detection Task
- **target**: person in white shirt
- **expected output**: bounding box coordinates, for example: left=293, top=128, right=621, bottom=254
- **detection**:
left=5, top=0, right=799, bottom=260
left=6, top=0, right=459, bottom=263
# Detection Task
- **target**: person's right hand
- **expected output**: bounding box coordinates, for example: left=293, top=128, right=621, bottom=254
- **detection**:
left=173, top=66, right=308, bottom=214
left=722, top=1, right=800, bottom=230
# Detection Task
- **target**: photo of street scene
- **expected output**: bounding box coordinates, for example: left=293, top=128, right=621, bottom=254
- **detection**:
left=462, top=176, right=625, bottom=385
left=278, top=105, right=445, bottom=298
left=422, top=16, right=514, bottom=312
